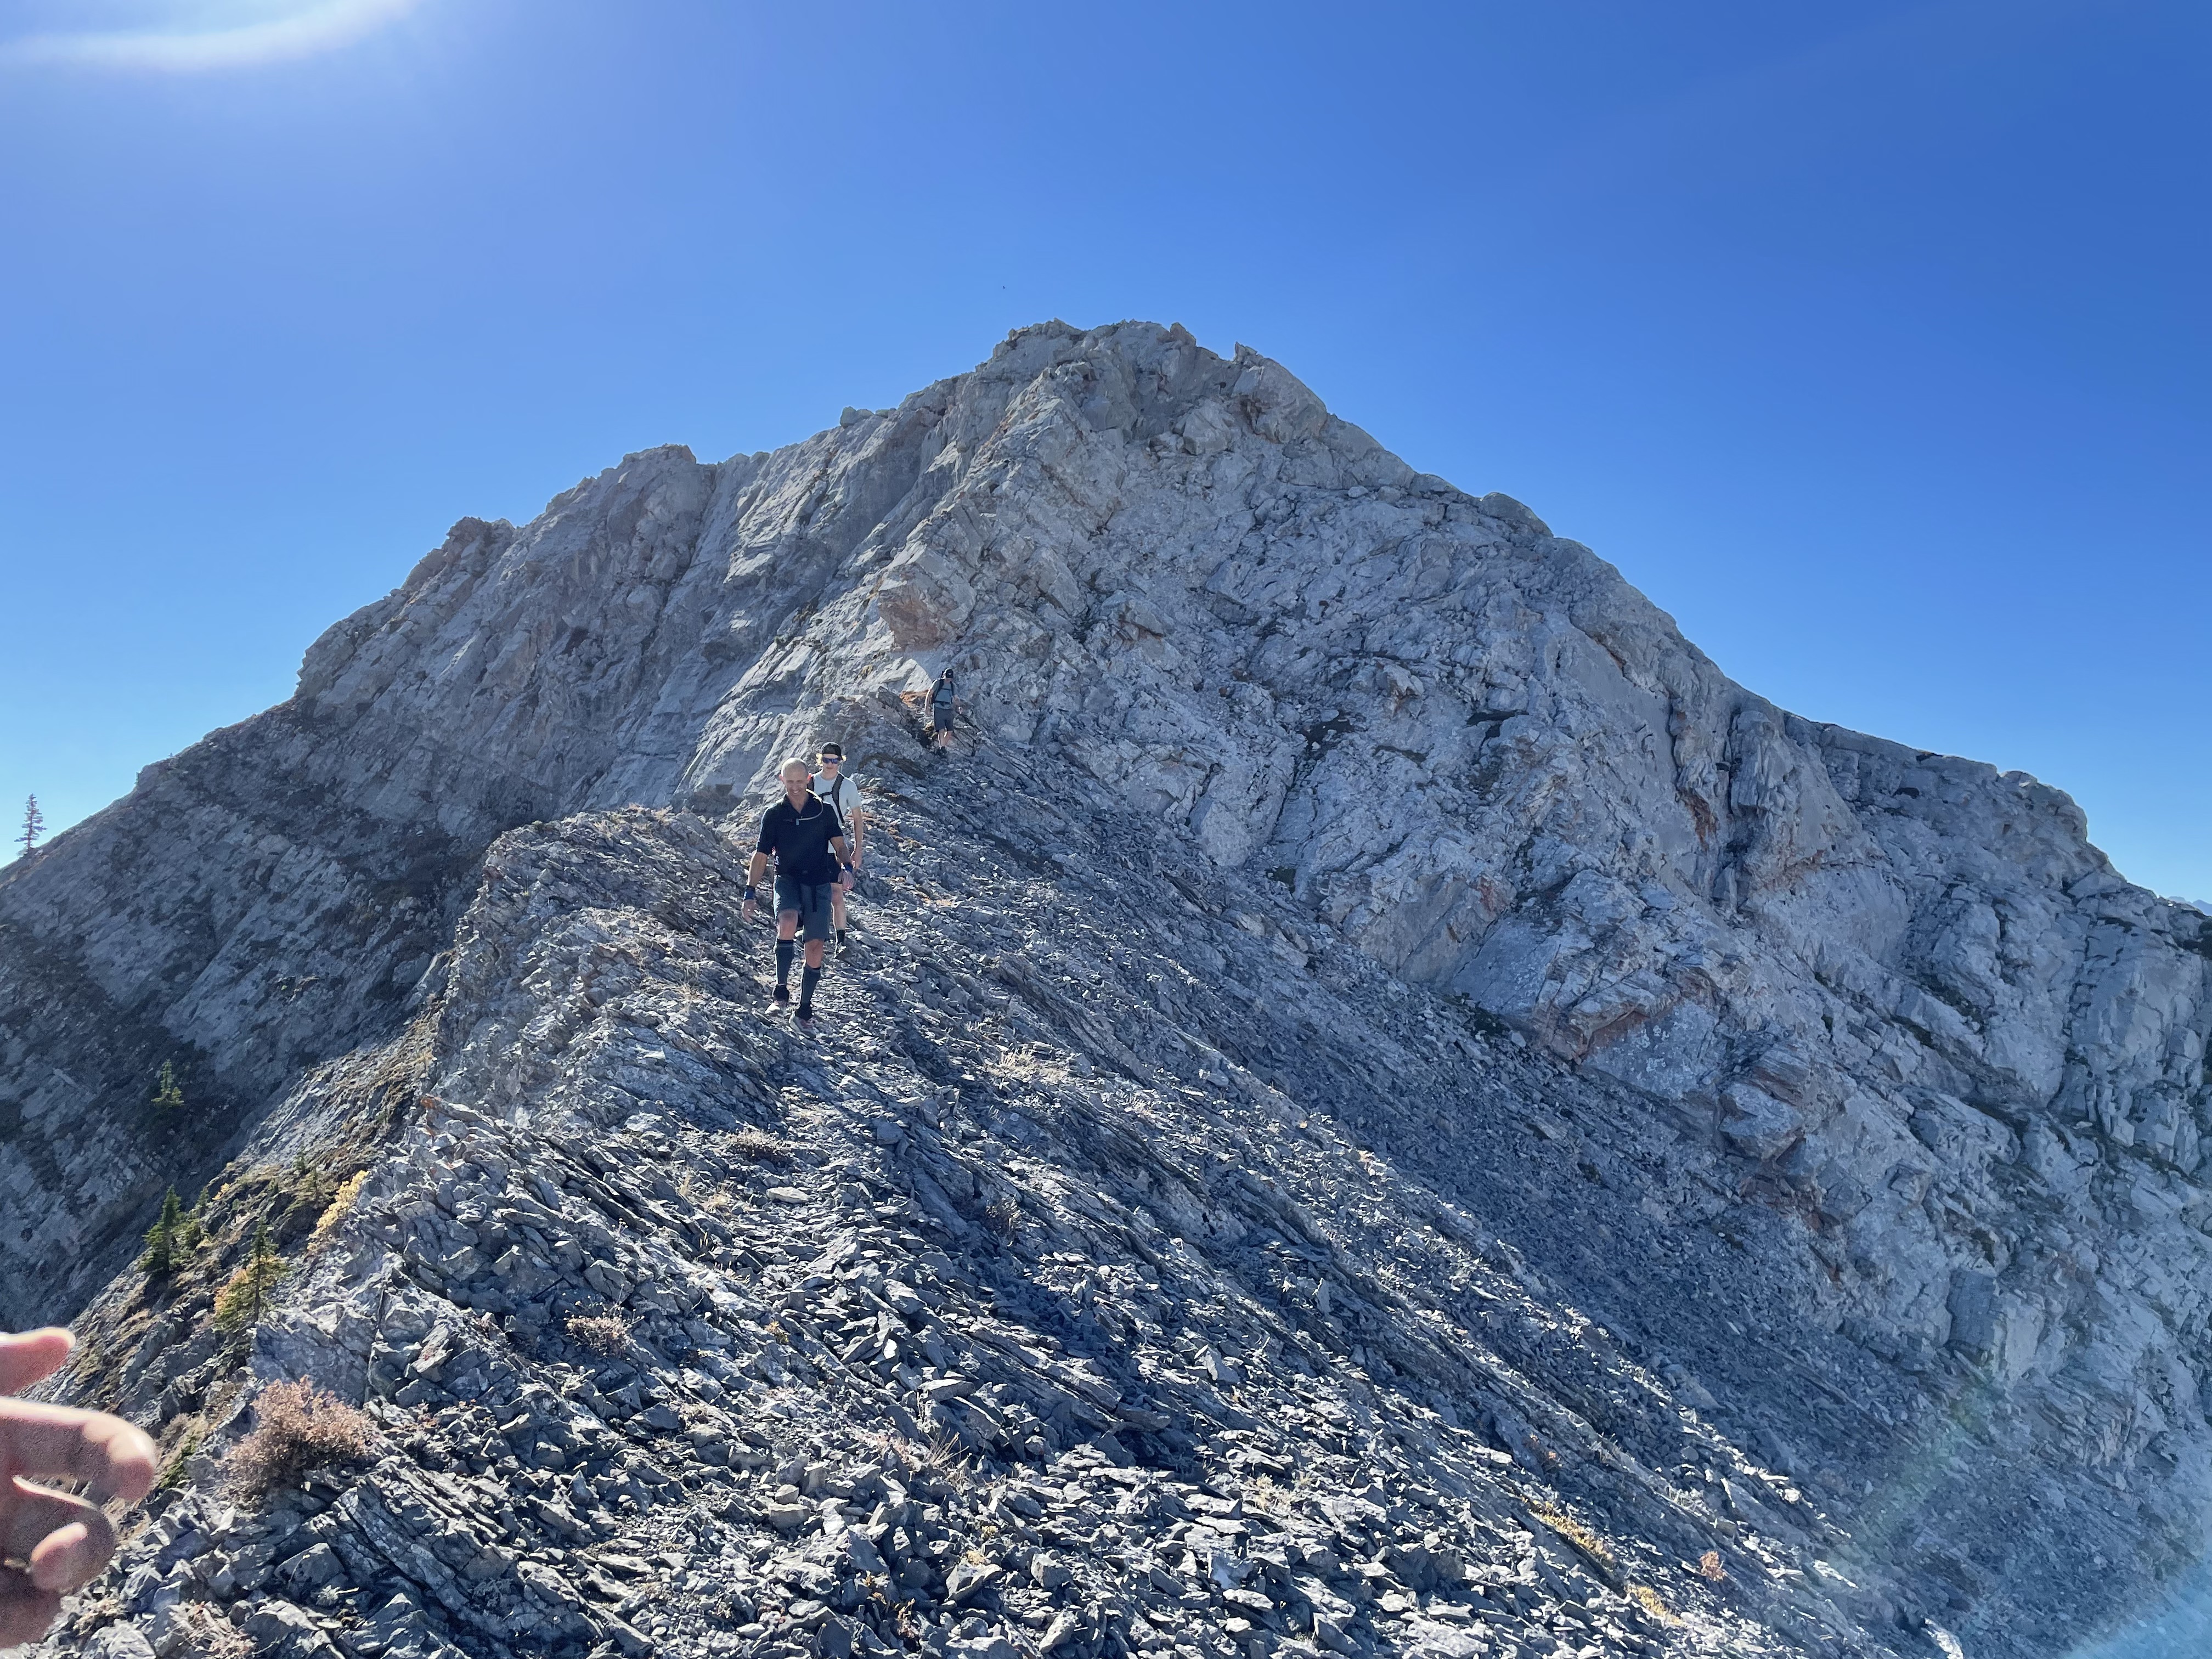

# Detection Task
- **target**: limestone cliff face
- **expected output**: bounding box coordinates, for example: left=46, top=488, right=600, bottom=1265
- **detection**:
left=4, top=320, right=2208, bottom=1657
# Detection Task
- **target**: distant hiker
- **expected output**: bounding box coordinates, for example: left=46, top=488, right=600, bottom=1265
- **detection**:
left=929, top=670, right=962, bottom=749
left=742, top=759, right=854, bottom=1030
left=812, top=743, right=865, bottom=949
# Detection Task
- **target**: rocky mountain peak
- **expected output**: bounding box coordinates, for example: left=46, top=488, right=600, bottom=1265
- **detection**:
left=3, top=321, right=2207, bottom=1659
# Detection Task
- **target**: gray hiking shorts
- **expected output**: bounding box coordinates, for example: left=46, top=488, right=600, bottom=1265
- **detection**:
left=774, top=876, right=836, bottom=943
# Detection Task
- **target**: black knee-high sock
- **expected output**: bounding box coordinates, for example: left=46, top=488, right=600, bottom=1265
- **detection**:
left=799, top=964, right=823, bottom=1013
left=775, top=940, right=795, bottom=986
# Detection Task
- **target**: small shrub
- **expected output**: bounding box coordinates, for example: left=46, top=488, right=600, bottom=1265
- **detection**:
left=151, top=1059, right=185, bottom=1113
left=213, top=1221, right=285, bottom=1332
left=730, top=1127, right=790, bottom=1163
left=566, top=1313, right=631, bottom=1356
left=1695, top=1549, right=1728, bottom=1583
left=309, top=1171, right=369, bottom=1252
left=229, top=1380, right=375, bottom=1499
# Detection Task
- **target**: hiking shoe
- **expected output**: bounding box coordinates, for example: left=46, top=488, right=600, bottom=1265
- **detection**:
left=771, top=984, right=792, bottom=1005
left=794, top=1007, right=818, bottom=1033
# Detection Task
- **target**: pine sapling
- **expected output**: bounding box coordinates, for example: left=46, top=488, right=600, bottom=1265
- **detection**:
left=141, top=1188, right=183, bottom=1277
left=289, top=1150, right=328, bottom=1211
left=15, top=795, right=43, bottom=859
left=161, top=1187, right=189, bottom=1261
left=151, top=1060, right=185, bottom=1112
left=247, top=1221, right=277, bottom=1322
left=214, top=1218, right=286, bottom=1332
left=179, top=1189, right=206, bottom=1252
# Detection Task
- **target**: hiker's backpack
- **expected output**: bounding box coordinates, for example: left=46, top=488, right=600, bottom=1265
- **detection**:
left=816, top=772, right=860, bottom=835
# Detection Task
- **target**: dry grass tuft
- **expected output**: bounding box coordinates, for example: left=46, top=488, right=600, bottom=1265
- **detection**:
left=309, top=1171, right=369, bottom=1253
left=566, top=1313, right=631, bottom=1355
left=170, top=1604, right=253, bottom=1658
left=156, top=1427, right=203, bottom=1491
left=1244, top=1472, right=1294, bottom=1517
left=229, top=1380, right=375, bottom=1500
left=917, top=1430, right=976, bottom=1487
left=1628, top=1582, right=1677, bottom=1623
left=1531, top=1502, right=1616, bottom=1569
left=730, top=1127, right=792, bottom=1163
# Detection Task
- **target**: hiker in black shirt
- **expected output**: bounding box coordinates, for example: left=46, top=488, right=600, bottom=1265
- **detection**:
left=742, top=758, right=854, bottom=1029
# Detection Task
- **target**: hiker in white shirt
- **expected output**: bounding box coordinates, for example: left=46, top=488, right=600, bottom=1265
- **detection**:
left=812, top=743, right=865, bottom=949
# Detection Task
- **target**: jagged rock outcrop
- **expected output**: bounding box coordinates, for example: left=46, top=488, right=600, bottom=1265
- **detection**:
left=4, top=320, right=2207, bottom=1659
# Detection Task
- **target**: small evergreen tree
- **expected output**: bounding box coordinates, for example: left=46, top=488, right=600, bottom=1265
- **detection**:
left=151, top=1060, right=185, bottom=1112
left=162, top=1187, right=190, bottom=1258
left=179, top=1188, right=206, bottom=1251
left=245, top=1220, right=279, bottom=1322
left=215, top=1219, right=285, bottom=1332
left=288, top=1150, right=330, bottom=1213
left=140, top=1187, right=184, bottom=1277
left=15, top=795, right=42, bottom=859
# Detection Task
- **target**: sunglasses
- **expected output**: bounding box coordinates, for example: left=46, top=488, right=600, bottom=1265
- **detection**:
left=817, top=755, right=840, bottom=764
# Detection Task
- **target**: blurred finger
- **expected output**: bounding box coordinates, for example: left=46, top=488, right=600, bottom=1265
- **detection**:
left=4, top=1479, right=116, bottom=1590
left=0, top=1401, right=157, bottom=1504
left=0, top=1565, right=61, bottom=1647
left=0, top=1331, right=71, bottom=1397
left=28, top=1524, right=100, bottom=1598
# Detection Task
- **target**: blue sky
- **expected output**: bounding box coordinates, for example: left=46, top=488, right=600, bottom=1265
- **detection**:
left=1, top=0, right=2205, bottom=900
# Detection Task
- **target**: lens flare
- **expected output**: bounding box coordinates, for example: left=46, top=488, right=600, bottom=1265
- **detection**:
left=1, top=0, right=426, bottom=71
left=2066, top=1561, right=2212, bottom=1659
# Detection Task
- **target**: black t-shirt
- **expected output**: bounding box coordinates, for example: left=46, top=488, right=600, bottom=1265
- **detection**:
left=755, top=794, right=845, bottom=884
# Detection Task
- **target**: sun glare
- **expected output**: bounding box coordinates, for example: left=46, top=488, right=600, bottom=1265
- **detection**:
left=1, top=0, right=428, bottom=71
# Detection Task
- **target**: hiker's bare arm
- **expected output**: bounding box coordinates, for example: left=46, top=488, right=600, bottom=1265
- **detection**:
left=0, top=1330, right=157, bottom=1647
